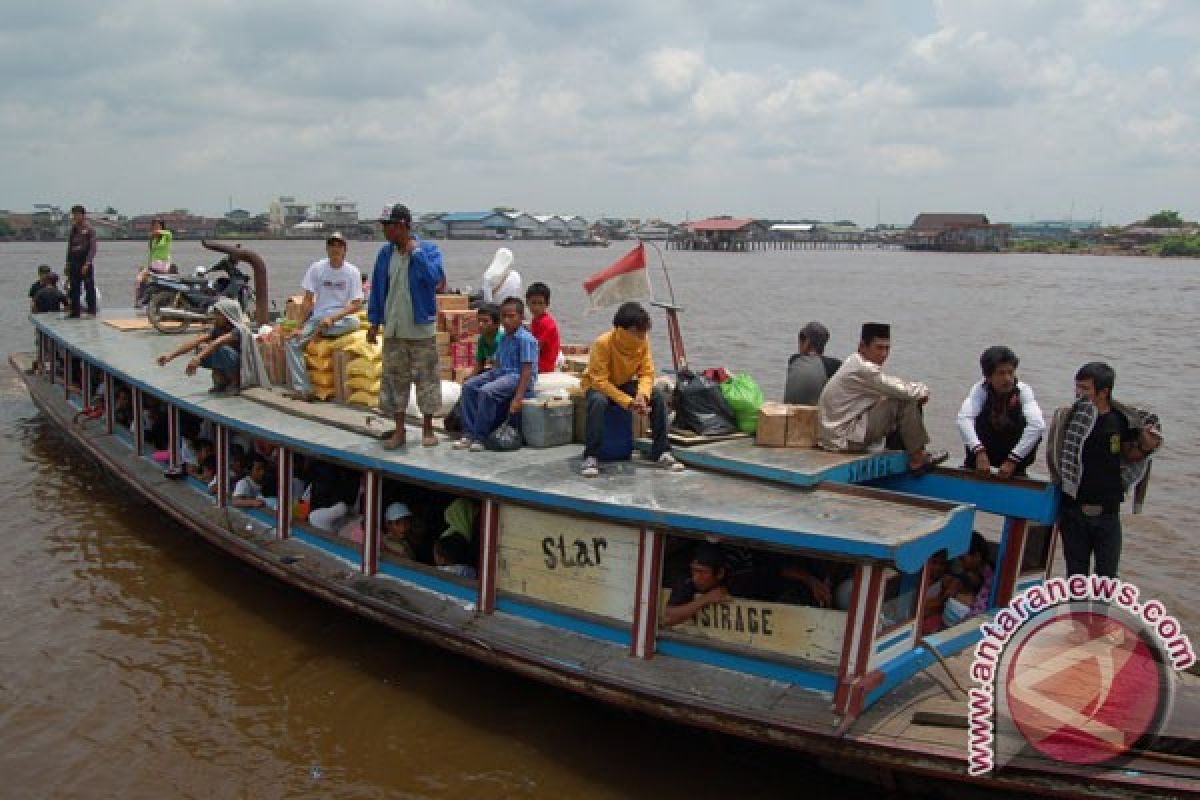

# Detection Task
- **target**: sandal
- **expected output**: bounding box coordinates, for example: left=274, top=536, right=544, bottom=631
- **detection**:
left=910, top=449, right=949, bottom=476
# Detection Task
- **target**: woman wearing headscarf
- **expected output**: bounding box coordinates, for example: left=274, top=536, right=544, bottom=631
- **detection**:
left=156, top=298, right=270, bottom=393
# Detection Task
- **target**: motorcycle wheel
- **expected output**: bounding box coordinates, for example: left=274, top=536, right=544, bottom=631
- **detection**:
left=147, top=291, right=193, bottom=335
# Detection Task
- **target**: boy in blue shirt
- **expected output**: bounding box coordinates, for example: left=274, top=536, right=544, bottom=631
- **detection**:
left=456, top=297, right=538, bottom=451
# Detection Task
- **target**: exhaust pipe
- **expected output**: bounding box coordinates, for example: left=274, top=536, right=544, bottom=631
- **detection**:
left=156, top=308, right=213, bottom=323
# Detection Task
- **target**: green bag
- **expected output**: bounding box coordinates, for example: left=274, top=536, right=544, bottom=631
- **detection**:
left=719, top=373, right=764, bottom=433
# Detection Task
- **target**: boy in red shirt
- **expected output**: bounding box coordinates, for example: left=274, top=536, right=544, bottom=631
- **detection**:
left=525, top=282, right=561, bottom=374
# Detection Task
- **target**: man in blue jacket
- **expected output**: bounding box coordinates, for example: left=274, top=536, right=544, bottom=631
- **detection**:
left=367, top=204, right=446, bottom=449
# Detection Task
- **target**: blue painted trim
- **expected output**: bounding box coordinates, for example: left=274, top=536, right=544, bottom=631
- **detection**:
left=113, top=426, right=133, bottom=448
left=656, top=639, right=837, bottom=692
left=185, top=475, right=210, bottom=494
left=867, top=623, right=985, bottom=708
left=242, top=506, right=276, bottom=527
left=496, top=598, right=630, bottom=646
left=655, top=443, right=908, bottom=488
left=875, top=626, right=913, bottom=654
left=291, top=527, right=362, bottom=567
left=378, top=561, right=477, bottom=603
left=37, top=322, right=976, bottom=568
left=871, top=471, right=1059, bottom=524
left=67, top=395, right=84, bottom=411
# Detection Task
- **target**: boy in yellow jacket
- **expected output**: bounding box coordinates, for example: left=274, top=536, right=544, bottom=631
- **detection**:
left=579, top=301, right=684, bottom=478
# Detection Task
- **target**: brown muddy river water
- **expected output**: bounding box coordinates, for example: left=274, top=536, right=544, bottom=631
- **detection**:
left=1, top=239, right=1195, bottom=798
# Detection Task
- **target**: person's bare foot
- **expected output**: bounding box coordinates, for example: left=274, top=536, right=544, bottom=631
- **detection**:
left=422, top=433, right=439, bottom=447
left=382, top=432, right=406, bottom=450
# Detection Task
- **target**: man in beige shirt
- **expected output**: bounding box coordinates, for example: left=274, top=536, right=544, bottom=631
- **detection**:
left=817, top=322, right=947, bottom=473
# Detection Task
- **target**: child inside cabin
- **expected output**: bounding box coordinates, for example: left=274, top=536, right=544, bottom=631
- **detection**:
left=942, top=533, right=994, bottom=627
left=525, top=282, right=561, bottom=375
left=471, top=303, right=504, bottom=378
left=455, top=297, right=538, bottom=451
left=381, top=502, right=415, bottom=561
left=232, top=456, right=276, bottom=510
left=434, top=533, right=477, bottom=579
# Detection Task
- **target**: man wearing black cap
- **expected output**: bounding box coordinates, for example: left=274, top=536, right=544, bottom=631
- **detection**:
left=784, top=320, right=841, bottom=405
left=64, top=204, right=97, bottom=318
left=366, top=204, right=446, bottom=449
left=817, top=322, right=946, bottom=473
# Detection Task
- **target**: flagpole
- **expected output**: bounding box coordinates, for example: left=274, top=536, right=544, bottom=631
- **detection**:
left=642, top=239, right=687, bottom=372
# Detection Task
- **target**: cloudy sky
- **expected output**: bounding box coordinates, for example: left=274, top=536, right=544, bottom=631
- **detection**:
left=2, top=0, right=1197, bottom=225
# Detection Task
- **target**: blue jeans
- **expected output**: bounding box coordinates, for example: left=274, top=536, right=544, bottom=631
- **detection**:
left=584, top=381, right=671, bottom=460
left=461, top=369, right=521, bottom=441
left=285, top=313, right=360, bottom=393
left=200, top=345, right=240, bottom=379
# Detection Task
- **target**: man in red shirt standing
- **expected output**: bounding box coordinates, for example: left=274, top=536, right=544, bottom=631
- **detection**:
left=525, top=282, right=560, bottom=374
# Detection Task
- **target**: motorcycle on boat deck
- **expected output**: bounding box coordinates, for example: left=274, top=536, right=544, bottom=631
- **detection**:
left=145, top=257, right=255, bottom=334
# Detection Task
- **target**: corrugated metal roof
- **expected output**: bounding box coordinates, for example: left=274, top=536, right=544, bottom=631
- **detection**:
left=910, top=213, right=989, bottom=232
left=442, top=212, right=500, bottom=223
left=687, top=217, right=755, bottom=232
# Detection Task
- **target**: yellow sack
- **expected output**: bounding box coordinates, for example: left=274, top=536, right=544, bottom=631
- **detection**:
left=346, top=358, right=382, bottom=379
left=343, top=338, right=381, bottom=360
left=313, top=386, right=336, bottom=401
left=306, top=337, right=336, bottom=359
left=305, top=354, right=333, bottom=372
left=347, top=376, right=381, bottom=394
left=310, top=369, right=335, bottom=389
left=348, top=390, right=378, bottom=407
left=331, top=328, right=369, bottom=351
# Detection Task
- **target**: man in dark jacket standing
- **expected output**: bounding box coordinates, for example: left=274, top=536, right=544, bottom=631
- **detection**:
left=65, top=204, right=98, bottom=318
left=367, top=204, right=446, bottom=449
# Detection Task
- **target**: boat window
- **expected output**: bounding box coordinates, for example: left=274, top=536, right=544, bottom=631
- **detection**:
left=1019, top=524, right=1053, bottom=575
left=290, top=455, right=361, bottom=552
left=227, top=436, right=280, bottom=514
left=111, top=378, right=134, bottom=443
left=658, top=536, right=849, bottom=666
left=378, top=478, right=479, bottom=582
left=877, top=568, right=920, bottom=635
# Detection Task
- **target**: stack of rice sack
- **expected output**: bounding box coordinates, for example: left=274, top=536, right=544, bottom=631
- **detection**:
left=303, top=317, right=382, bottom=407
left=435, top=294, right=477, bottom=384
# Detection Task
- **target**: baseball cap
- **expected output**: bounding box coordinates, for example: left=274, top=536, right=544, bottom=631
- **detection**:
left=384, top=501, right=412, bottom=522
left=798, top=321, right=830, bottom=351
left=378, top=204, right=412, bottom=225
left=325, top=231, right=347, bottom=245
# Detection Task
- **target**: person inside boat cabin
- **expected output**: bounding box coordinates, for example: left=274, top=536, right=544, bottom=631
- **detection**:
left=525, top=282, right=561, bottom=374
left=284, top=231, right=364, bottom=402
left=113, top=385, right=133, bottom=429
left=941, top=533, right=994, bottom=627
left=455, top=296, right=538, bottom=451
left=232, top=457, right=274, bottom=510
left=578, top=301, right=684, bottom=478
left=783, top=320, right=840, bottom=406
left=956, top=346, right=1045, bottom=479
left=664, top=542, right=731, bottom=627
left=433, top=533, right=477, bottom=579
left=197, top=455, right=217, bottom=488
left=816, top=322, right=947, bottom=474
left=1048, top=362, right=1161, bottom=579
left=31, top=272, right=68, bottom=314
left=470, top=303, right=503, bottom=377
left=381, top=502, right=415, bottom=561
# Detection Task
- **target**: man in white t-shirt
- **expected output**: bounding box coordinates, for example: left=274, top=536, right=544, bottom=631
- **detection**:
left=285, top=232, right=365, bottom=399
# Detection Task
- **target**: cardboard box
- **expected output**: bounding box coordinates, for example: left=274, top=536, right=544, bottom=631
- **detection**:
left=756, top=402, right=790, bottom=447
left=436, top=293, right=469, bottom=311
left=786, top=405, right=819, bottom=447
left=284, top=294, right=307, bottom=323
left=439, top=309, right=479, bottom=338
left=438, top=366, right=454, bottom=381
left=437, top=342, right=451, bottom=358
left=435, top=330, right=450, bottom=346
left=256, top=337, right=287, bottom=387
left=451, top=341, right=475, bottom=369
left=633, top=409, right=650, bottom=440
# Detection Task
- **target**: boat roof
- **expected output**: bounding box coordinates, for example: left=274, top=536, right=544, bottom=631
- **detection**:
left=34, top=312, right=974, bottom=571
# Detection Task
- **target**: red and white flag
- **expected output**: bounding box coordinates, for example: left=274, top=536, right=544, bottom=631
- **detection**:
left=582, top=243, right=652, bottom=311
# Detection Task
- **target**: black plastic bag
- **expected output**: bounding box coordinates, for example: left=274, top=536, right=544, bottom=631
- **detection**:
left=485, top=417, right=523, bottom=451
left=673, top=370, right=738, bottom=436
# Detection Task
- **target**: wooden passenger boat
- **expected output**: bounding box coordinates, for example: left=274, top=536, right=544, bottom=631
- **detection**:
left=15, top=311, right=1200, bottom=798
